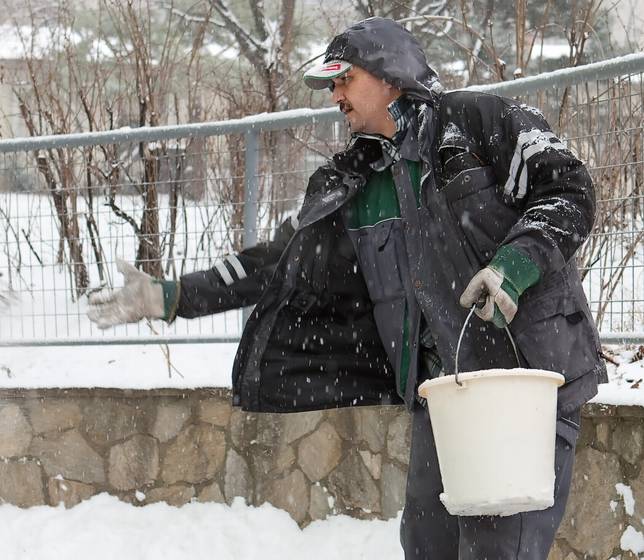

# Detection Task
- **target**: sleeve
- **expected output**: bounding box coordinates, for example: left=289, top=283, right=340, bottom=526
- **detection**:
left=174, top=214, right=297, bottom=318
left=468, top=92, right=596, bottom=277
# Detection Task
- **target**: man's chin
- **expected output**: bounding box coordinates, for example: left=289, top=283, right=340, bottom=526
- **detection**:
left=346, top=117, right=365, bottom=133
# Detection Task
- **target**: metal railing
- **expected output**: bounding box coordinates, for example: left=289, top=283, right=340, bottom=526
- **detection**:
left=0, top=53, right=643, bottom=347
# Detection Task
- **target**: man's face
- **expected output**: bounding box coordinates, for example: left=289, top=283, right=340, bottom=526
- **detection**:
left=331, top=65, right=401, bottom=136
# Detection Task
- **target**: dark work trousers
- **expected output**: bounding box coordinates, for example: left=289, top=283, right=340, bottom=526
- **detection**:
left=400, top=402, right=581, bottom=559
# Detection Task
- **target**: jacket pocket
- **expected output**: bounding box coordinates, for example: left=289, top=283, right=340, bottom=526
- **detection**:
left=444, top=166, right=520, bottom=264
left=352, top=218, right=408, bottom=374
left=354, top=218, right=406, bottom=302
left=510, top=283, right=601, bottom=384
left=556, top=410, right=581, bottom=448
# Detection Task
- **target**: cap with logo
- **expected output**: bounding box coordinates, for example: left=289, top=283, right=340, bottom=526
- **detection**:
left=303, top=60, right=352, bottom=90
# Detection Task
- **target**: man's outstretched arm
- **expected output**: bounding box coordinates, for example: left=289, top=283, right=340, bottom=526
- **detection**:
left=86, top=215, right=297, bottom=328
left=174, top=215, right=296, bottom=319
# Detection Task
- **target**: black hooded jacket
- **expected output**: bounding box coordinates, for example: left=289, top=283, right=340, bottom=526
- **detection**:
left=176, top=18, right=607, bottom=414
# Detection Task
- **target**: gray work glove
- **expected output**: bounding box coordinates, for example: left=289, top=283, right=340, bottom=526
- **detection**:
left=459, top=246, right=541, bottom=328
left=87, top=259, right=175, bottom=329
left=459, top=267, right=518, bottom=328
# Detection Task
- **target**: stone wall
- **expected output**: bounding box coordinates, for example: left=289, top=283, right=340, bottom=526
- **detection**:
left=550, top=403, right=643, bottom=560
left=0, top=388, right=641, bottom=559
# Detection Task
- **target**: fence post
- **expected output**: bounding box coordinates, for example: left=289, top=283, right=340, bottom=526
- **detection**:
left=242, top=129, right=259, bottom=325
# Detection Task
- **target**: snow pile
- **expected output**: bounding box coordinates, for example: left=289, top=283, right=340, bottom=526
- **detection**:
left=590, top=346, right=644, bottom=407
left=615, top=483, right=636, bottom=516
left=620, top=525, right=644, bottom=556
left=0, top=494, right=402, bottom=560
left=613, top=483, right=644, bottom=556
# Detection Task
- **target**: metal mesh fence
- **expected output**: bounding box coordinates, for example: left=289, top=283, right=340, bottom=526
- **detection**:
left=0, top=115, right=346, bottom=345
left=0, top=55, right=642, bottom=347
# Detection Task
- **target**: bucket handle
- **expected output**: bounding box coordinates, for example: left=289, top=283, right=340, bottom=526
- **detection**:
left=454, top=304, right=521, bottom=386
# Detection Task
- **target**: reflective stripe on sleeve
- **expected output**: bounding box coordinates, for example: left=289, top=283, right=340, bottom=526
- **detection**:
left=504, top=130, right=567, bottom=200
left=226, top=254, right=247, bottom=281
left=214, top=260, right=234, bottom=286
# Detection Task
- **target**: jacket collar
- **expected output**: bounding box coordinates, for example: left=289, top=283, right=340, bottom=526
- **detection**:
left=397, top=112, right=420, bottom=163
left=389, top=96, right=421, bottom=163
left=346, top=98, right=426, bottom=171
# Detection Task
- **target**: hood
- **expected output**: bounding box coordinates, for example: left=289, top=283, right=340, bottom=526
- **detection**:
left=323, top=17, right=442, bottom=102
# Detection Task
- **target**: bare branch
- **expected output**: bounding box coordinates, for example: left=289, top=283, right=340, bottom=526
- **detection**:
left=249, top=0, right=268, bottom=43
left=208, top=0, right=268, bottom=73
left=159, top=2, right=225, bottom=27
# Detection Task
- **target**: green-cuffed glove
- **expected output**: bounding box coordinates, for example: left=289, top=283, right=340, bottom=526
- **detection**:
left=459, top=246, right=541, bottom=328
left=87, top=259, right=179, bottom=329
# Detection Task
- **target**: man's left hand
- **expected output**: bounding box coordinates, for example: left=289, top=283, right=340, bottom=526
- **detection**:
left=459, top=267, right=518, bottom=328
left=459, top=245, right=541, bottom=329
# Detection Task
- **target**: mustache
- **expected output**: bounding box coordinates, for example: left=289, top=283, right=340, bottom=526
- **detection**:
left=339, top=101, right=353, bottom=113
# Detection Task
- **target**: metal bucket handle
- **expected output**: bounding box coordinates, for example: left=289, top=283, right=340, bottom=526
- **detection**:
left=454, top=304, right=521, bottom=386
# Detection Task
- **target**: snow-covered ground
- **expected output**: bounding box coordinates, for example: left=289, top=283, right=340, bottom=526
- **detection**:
left=1, top=340, right=642, bottom=406
left=0, top=494, right=403, bottom=560
left=0, top=491, right=643, bottom=559
left=589, top=346, right=644, bottom=407
left=0, top=341, right=239, bottom=389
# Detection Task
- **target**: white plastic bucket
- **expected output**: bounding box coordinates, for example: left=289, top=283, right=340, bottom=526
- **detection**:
left=417, top=368, right=565, bottom=517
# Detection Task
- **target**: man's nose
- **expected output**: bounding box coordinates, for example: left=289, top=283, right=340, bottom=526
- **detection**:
left=331, top=85, right=344, bottom=104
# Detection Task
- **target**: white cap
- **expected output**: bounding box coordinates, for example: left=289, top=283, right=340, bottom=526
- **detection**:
left=303, top=60, right=352, bottom=90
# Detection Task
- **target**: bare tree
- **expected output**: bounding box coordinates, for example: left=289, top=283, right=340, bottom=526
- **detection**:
left=208, top=0, right=296, bottom=113
left=11, top=3, right=91, bottom=296
left=357, top=0, right=614, bottom=88
left=355, top=0, right=451, bottom=22
left=168, top=1, right=301, bottom=249
left=8, top=0, right=213, bottom=286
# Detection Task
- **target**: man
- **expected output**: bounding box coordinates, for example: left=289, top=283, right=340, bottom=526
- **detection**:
left=88, top=17, right=607, bottom=559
